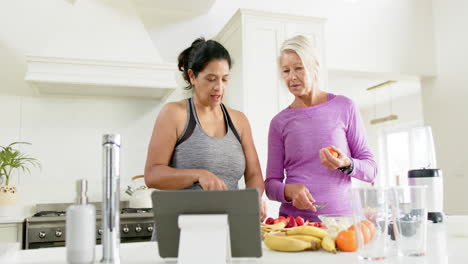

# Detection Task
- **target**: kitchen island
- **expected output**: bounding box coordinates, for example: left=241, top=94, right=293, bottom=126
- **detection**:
left=3, top=216, right=467, bottom=264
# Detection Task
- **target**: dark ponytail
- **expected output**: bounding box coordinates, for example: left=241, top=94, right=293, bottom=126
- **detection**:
left=177, top=37, right=232, bottom=90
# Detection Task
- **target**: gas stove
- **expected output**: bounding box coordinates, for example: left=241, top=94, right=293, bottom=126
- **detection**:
left=23, top=202, right=154, bottom=249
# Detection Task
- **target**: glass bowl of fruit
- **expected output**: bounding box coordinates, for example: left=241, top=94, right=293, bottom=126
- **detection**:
left=318, top=214, right=353, bottom=236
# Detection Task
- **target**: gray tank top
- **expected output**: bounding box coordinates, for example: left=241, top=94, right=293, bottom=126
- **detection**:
left=170, top=98, right=246, bottom=190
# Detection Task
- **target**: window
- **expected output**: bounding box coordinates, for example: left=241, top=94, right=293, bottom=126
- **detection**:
left=379, top=124, right=437, bottom=186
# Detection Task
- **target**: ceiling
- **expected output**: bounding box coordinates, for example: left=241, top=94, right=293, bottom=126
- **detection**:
left=328, top=69, right=422, bottom=109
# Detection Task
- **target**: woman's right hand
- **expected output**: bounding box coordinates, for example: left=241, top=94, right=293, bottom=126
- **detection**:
left=197, top=170, right=228, bottom=190
left=284, top=184, right=317, bottom=211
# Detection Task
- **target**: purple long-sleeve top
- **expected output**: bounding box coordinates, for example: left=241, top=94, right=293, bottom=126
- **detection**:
left=264, top=94, right=377, bottom=222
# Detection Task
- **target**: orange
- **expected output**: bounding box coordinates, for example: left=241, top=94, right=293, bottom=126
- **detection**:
left=336, top=230, right=357, bottom=252
left=348, top=223, right=371, bottom=244
left=361, top=220, right=376, bottom=238
left=326, top=147, right=339, bottom=158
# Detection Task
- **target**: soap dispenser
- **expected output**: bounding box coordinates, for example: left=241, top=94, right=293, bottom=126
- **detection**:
left=66, top=179, right=96, bottom=264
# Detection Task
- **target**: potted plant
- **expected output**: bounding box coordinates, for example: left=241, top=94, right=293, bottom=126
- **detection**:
left=0, top=142, right=41, bottom=207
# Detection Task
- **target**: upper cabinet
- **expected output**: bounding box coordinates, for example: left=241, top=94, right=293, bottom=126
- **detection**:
left=22, top=0, right=178, bottom=100
left=215, top=9, right=327, bottom=172
left=25, top=56, right=177, bottom=100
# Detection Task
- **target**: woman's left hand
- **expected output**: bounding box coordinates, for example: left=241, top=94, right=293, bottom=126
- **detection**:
left=319, top=146, right=352, bottom=170
left=259, top=199, right=267, bottom=222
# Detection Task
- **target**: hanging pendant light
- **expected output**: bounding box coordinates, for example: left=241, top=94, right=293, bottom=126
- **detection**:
left=368, top=80, right=399, bottom=125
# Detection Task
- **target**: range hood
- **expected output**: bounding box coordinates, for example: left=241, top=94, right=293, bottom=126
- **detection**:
left=25, top=0, right=177, bottom=100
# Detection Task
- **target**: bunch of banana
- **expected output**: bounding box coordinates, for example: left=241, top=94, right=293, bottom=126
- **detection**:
left=287, top=235, right=322, bottom=248
left=264, top=233, right=320, bottom=252
left=261, top=222, right=287, bottom=231
left=321, top=235, right=337, bottom=254
left=261, top=222, right=287, bottom=240
left=263, top=225, right=338, bottom=253
left=286, top=225, right=328, bottom=239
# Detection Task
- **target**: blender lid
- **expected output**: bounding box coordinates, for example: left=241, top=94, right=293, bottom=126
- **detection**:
left=408, top=168, right=442, bottom=178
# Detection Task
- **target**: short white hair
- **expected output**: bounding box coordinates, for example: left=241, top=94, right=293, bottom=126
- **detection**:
left=278, top=35, right=321, bottom=85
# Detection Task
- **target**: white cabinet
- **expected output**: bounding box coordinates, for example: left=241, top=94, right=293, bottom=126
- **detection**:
left=216, top=9, right=327, bottom=217
left=0, top=223, right=22, bottom=243
left=216, top=9, right=327, bottom=173
left=25, top=56, right=177, bottom=100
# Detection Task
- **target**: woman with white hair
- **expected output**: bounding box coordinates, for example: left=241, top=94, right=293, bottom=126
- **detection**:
left=264, top=35, right=377, bottom=222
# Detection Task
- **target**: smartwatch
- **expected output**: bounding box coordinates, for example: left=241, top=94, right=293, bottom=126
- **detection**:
left=338, top=157, right=354, bottom=175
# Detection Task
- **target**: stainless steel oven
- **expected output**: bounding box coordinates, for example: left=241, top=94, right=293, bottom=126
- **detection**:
left=22, top=203, right=154, bottom=249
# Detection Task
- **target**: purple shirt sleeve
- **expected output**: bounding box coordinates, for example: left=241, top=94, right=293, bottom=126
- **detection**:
left=346, top=100, right=378, bottom=183
left=264, top=119, right=289, bottom=203
left=263, top=95, right=378, bottom=220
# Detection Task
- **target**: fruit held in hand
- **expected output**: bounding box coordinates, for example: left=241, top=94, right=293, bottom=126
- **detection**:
left=327, top=147, right=339, bottom=158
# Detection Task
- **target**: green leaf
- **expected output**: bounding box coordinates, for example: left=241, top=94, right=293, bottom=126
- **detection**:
left=0, top=142, right=41, bottom=186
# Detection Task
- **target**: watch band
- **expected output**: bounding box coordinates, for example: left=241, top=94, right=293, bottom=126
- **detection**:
left=338, top=157, right=354, bottom=175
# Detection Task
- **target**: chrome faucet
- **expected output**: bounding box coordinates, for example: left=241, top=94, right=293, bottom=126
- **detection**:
left=101, top=134, right=121, bottom=264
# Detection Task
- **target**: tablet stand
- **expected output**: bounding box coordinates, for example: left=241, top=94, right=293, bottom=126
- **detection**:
left=177, top=214, right=231, bottom=264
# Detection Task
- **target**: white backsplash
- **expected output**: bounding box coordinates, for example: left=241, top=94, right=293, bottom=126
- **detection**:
left=0, top=90, right=187, bottom=211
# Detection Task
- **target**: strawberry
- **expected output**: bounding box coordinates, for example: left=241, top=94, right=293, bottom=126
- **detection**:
left=295, top=216, right=305, bottom=226
left=275, top=216, right=288, bottom=225
left=311, top=222, right=324, bottom=228
left=265, top=217, right=275, bottom=225
left=285, top=216, right=298, bottom=228
left=307, top=222, right=324, bottom=228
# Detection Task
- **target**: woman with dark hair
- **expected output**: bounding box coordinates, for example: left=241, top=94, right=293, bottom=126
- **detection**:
left=144, top=37, right=266, bottom=220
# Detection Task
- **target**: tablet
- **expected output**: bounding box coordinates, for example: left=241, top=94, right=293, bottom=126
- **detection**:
left=151, top=189, right=262, bottom=259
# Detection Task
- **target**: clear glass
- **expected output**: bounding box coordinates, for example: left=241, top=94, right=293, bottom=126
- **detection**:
left=411, top=126, right=437, bottom=168
left=386, top=131, right=410, bottom=186
left=381, top=125, right=437, bottom=187
left=351, top=187, right=397, bottom=261
left=318, top=214, right=353, bottom=237
left=392, top=186, right=428, bottom=257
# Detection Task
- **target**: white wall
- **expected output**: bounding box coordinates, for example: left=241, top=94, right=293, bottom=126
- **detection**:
left=0, top=0, right=164, bottom=96
left=421, top=0, right=468, bottom=215
left=360, top=92, right=425, bottom=186
left=39, top=0, right=163, bottom=62
left=0, top=90, right=187, bottom=213
left=148, top=0, right=435, bottom=76
left=0, top=0, right=453, bottom=217
left=147, top=1, right=436, bottom=218
left=330, top=78, right=424, bottom=187
left=0, top=0, right=186, bottom=213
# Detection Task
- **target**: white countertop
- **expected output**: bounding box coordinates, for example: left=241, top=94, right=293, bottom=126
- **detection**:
left=2, top=216, right=468, bottom=264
